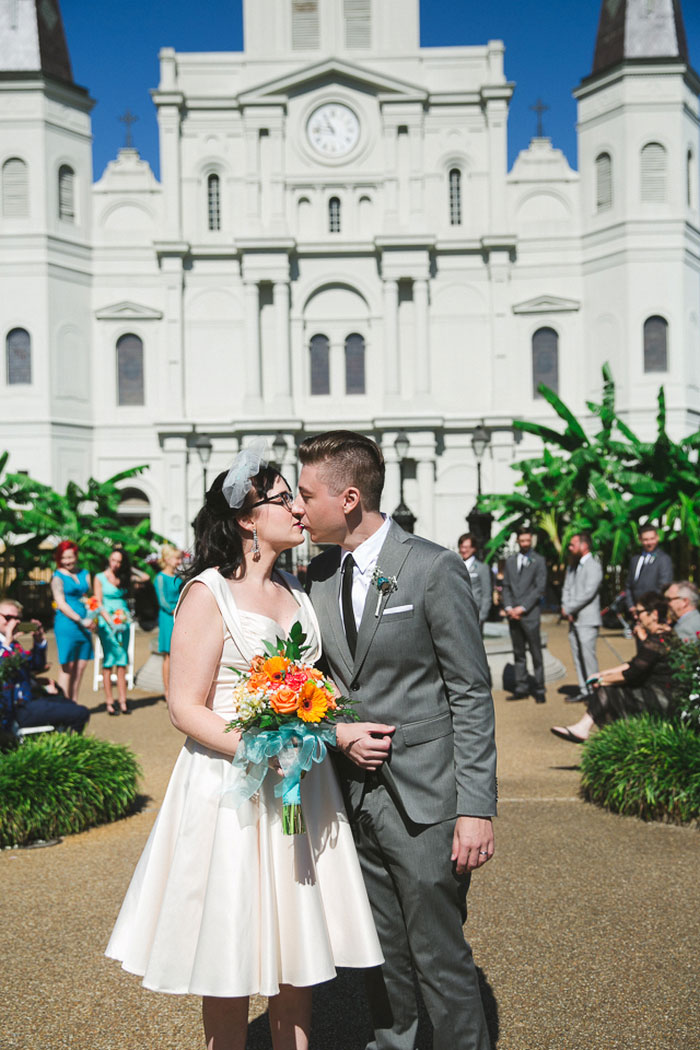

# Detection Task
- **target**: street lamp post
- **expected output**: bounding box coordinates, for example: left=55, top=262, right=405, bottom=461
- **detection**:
left=271, top=431, right=287, bottom=468
left=392, top=430, right=416, bottom=534
left=191, top=433, right=213, bottom=501
left=467, top=423, right=493, bottom=550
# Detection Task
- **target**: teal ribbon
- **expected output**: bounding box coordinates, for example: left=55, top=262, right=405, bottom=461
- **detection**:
left=223, top=723, right=337, bottom=810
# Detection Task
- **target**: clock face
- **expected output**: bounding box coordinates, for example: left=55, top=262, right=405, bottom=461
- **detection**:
left=306, top=103, right=360, bottom=159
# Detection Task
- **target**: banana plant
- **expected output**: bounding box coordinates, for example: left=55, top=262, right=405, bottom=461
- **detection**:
left=479, top=365, right=700, bottom=574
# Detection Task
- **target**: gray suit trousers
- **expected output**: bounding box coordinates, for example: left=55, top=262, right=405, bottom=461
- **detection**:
left=568, top=624, right=599, bottom=689
left=354, top=782, right=490, bottom=1050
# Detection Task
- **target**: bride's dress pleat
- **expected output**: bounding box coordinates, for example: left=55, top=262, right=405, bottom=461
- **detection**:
left=106, top=567, right=382, bottom=996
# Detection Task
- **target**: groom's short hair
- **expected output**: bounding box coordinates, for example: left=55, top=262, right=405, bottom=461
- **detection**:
left=298, top=431, right=385, bottom=511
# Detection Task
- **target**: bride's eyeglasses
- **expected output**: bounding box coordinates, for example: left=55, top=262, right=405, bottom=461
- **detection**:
left=251, top=491, right=295, bottom=511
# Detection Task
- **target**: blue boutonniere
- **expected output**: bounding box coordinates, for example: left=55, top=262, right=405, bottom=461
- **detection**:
left=371, top=566, right=398, bottom=617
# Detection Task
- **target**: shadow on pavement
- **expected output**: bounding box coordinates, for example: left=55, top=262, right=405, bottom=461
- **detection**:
left=247, top=965, right=500, bottom=1049
left=87, top=693, right=166, bottom=715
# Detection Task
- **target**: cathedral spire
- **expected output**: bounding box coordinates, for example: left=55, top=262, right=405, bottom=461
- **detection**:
left=592, top=0, right=689, bottom=75
left=0, top=0, right=73, bottom=82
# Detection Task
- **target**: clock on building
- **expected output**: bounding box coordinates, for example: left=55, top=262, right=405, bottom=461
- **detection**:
left=306, top=103, right=360, bottom=158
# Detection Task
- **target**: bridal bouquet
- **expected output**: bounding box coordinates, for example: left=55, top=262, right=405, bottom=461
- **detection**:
left=225, top=621, right=354, bottom=834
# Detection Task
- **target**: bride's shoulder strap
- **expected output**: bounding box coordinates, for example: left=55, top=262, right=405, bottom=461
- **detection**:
left=175, top=568, right=242, bottom=639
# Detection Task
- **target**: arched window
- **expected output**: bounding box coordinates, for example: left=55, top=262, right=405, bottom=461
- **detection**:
left=207, top=173, right=221, bottom=231
left=309, top=333, right=330, bottom=395
left=116, top=333, right=145, bottom=406
left=6, top=328, right=31, bottom=385
left=532, top=327, right=559, bottom=398
left=345, top=333, right=365, bottom=395
left=643, top=316, right=668, bottom=373
left=116, top=487, right=151, bottom=526
left=2, top=158, right=28, bottom=217
left=595, top=152, right=612, bottom=211
left=329, top=196, right=341, bottom=233
left=641, top=143, right=667, bottom=203
left=292, top=0, right=319, bottom=49
left=58, top=164, right=75, bottom=221
left=449, top=168, right=462, bottom=226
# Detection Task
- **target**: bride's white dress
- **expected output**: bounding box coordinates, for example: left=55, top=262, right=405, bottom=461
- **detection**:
left=106, top=567, right=382, bottom=997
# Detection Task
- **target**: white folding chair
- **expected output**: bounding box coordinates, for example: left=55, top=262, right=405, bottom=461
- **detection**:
left=93, top=622, right=136, bottom=691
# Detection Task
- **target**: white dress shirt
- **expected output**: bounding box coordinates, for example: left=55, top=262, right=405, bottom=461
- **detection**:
left=463, top=554, right=477, bottom=572
left=339, top=516, right=392, bottom=631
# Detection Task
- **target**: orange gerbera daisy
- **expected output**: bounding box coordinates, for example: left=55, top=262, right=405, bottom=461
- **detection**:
left=262, top=656, right=290, bottom=683
left=298, top=680, right=329, bottom=723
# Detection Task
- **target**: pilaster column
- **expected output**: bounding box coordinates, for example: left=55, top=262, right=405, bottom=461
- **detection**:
left=158, top=105, right=182, bottom=239
left=330, top=338, right=344, bottom=398
left=383, top=278, right=399, bottom=395
left=162, top=436, right=188, bottom=548
left=161, top=256, right=185, bottom=416
left=416, top=456, right=436, bottom=541
left=272, top=280, right=291, bottom=400
left=243, top=280, right=262, bottom=400
left=486, top=98, right=509, bottom=234
left=413, top=278, right=430, bottom=395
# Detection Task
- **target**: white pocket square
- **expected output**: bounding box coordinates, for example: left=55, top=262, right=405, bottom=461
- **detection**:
left=382, top=604, right=413, bottom=615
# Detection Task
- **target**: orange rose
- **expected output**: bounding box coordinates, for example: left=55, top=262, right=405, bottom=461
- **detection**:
left=270, top=685, right=299, bottom=715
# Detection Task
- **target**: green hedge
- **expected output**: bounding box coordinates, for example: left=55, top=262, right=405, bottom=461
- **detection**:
left=580, top=714, right=700, bottom=825
left=0, top=733, right=141, bottom=847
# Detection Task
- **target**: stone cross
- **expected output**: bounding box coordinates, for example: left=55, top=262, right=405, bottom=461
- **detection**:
left=118, top=109, right=139, bottom=149
left=530, top=98, right=549, bottom=139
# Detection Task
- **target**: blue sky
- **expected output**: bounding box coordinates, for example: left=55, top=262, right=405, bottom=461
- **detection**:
left=59, top=0, right=700, bottom=181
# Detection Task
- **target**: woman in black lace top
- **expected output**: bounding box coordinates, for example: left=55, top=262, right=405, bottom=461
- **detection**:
left=551, top=592, right=673, bottom=744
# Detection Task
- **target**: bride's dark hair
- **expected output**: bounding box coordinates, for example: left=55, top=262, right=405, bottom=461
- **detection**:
left=182, top=465, right=281, bottom=582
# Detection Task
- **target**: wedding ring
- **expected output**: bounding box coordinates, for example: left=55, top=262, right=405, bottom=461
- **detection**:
left=479, top=850, right=488, bottom=856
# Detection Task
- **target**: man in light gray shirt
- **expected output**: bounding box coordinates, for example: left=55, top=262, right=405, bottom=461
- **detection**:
left=665, top=581, right=700, bottom=642
left=561, top=532, right=603, bottom=703
left=458, top=533, right=492, bottom=629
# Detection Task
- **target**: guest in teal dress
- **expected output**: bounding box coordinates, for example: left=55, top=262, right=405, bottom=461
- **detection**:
left=51, top=540, right=94, bottom=702
left=154, top=545, right=183, bottom=700
left=94, top=549, right=135, bottom=715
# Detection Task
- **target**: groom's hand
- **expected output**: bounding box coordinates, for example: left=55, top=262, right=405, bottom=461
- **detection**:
left=451, top=816, right=494, bottom=874
left=336, top=723, right=395, bottom=769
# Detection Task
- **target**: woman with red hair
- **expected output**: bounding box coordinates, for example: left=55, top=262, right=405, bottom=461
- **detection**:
left=51, top=541, right=93, bottom=702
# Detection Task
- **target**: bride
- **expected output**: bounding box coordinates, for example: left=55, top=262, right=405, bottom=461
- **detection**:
left=106, top=443, right=382, bottom=1050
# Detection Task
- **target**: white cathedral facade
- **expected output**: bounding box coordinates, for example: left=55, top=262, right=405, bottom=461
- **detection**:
left=0, top=0, right=698, bottom=551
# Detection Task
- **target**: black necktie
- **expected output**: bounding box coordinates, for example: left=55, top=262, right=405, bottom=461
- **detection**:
left=341, top=555, right=357, bottom=657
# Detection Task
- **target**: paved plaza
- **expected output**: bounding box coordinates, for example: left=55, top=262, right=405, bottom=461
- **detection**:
left=1, top=621, right=698, bottom=1050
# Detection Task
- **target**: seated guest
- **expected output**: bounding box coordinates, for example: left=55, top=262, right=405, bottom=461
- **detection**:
left=0, top=599, right=89, bottom=735
left=550, top=592, right=673, bottom=744
left=665, top=581, right=700, bottom=642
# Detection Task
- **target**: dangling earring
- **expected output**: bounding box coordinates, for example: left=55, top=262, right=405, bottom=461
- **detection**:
left=252, top=526, right=261, bottom=562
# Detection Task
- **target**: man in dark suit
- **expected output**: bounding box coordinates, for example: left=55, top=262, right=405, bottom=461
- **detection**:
left=294, top=431, right=496, bottom=1050
left=0, top=600, right=89, bottom=736
left=502, top=527, right=547, bottom=702
left=626, top=525, right=673, bottom=613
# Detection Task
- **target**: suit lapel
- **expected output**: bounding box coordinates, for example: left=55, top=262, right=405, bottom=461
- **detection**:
left=353, top=524, right=411, bottom=674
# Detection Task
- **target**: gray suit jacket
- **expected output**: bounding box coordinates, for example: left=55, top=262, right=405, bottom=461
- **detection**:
left=307, top=521, right=497, bottom=826
left=626, top=549, right=673, bottom=607
left=561, top=555, right=603, bottom=627
left=464, top=558, right=492, bottom=625
left=674, top=608, right=700, bottom=642
left=501, top=551, right=547, bottom=623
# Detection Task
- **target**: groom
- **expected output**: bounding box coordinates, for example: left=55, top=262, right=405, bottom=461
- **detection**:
left=293, top=431, right=496, bottom=1050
